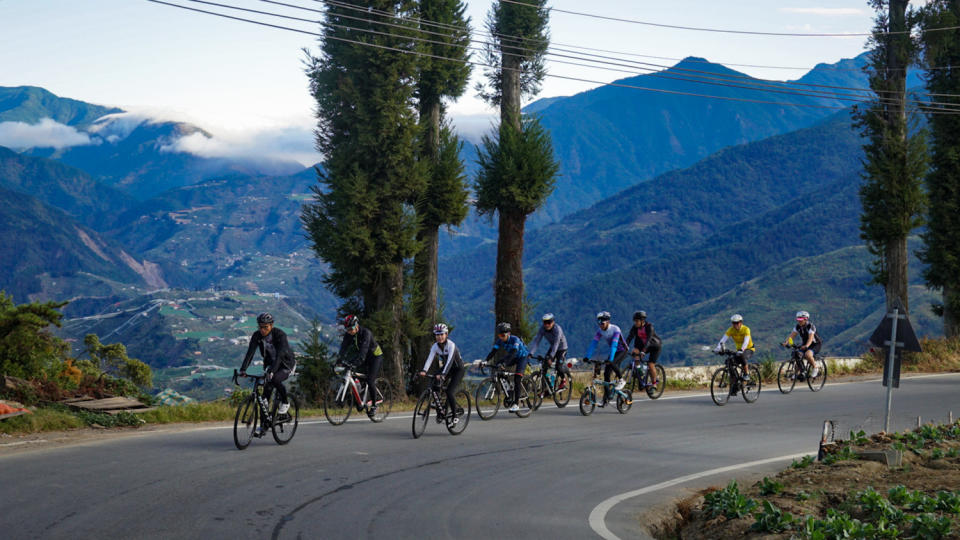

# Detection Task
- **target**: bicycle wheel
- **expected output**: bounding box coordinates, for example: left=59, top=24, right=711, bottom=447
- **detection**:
left=741, top=365, right=761, bottom=403
left=710, top=367, right=731, bottom=406
left=271, top=395, right=299, bottom=445
left=530, top=372, right=545, bottom=411
left=233, top=394, right=258, bottom=450
left=412, top=390, right=431, bottom=439
left=323, top=380, right=353, bottom=426
left=579, top=387, right=596, bottom=416
left=475, top=377, right=501, bottom=420
left=368, top=379, right=393, bottom=423
left=616, top=389, right=633, bottom=414
left=645, top=364, right=666, bottom=399
left=777, top=361, right=796, bottom=394
left=446, top=389, right=471, bottom=435
left=514, top=376, right=535, bottom=418
left=553, top=372, right=572, bottom=408
left=807, top=358, right=827, bottom=392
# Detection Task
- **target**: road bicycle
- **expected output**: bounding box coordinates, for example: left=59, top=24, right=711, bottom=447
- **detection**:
left=625, top=352, right=666, bottom=399
left=412, top=374, right=471, bottom=438
left=777, top=344, right=827, bottom=393
left=578, top=359, right=633, bottom=415
left=323, top=361, right=393, bottom=425
left=232, top=370, right=299, bottom=450
left=474, top=362, right=536, bottom=419
left=710, top=346, right=761, bottom=406
left=529, top=354, right=573, bottom=410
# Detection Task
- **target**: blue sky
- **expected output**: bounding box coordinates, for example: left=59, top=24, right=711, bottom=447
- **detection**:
left=0, top=0, right=910, bottom=164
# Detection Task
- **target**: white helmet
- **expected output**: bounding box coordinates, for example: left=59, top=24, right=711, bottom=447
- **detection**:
left=542, top=313, right=555, bottom=322
left=795, top=311, right=809, bottom=319
left=730, top=314, right=744, bottom=323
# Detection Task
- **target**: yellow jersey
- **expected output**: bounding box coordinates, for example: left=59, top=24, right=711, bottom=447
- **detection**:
left=725, top=325, right=755, bottom=351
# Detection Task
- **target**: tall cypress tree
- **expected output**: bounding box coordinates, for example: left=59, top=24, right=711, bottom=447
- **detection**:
left=302, top=0, right=426, bottom=390
left=475, top=0, right=559, bottom=337
left=855, top=0, right=927, bottom=313
left=919, top=0, right=960, bottom=337
left=411, top=0, right=471, bottom=366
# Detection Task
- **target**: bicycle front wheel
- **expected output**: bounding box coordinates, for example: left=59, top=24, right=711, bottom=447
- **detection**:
left=233, top=394, right=258, bottom=450
left=646, top=364, right=666, bottom=399
left=475, top=377, right=501, bottom=420
left=710, top=367, right=731, bottom=406
left=807, top=358, right=827, bottom=392
left=323, top=381, right=352, bottom=426
left=514, top=376, right=535, bottom=418
left=616, top=390, right=633, bottom=414
left=412, top=390, right=431, bottom=439
left=741, top=366, right=761, bottom=403
left=271, top=396, right=299, bottom=445
left=777, top=361, right=797, bottom=394
left=446, top=389, right=471, bottom=435
left=553, top=373, right=572, bottom=408
left=530, top=372, right=545, bottom=411
left=579, top=388, right=596, bottom=416
left=368, top=379, right=393, bottom=423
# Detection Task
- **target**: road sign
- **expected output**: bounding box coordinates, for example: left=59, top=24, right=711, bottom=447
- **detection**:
left=868, top=298, right=922, bottom=432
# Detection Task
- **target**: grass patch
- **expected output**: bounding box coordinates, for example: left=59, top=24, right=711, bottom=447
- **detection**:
left=0, top=407, right=83, bottom=434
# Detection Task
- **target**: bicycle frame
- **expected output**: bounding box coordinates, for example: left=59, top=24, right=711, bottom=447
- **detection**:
left=333, top=364, right=370, bottom=409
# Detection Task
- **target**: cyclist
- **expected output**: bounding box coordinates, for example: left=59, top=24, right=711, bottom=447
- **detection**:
left=239, top=313, right=296, bottom=424
left=336, top=314, right=384, bottom=414
left=585, top=311, right=629, bottom=406
left=782, top=310, right=821, bottom=378
left=529, top=313, right=570, bottom=389
left=483, top=322, right=529, bottom=413
left=625, top=310, right=662, bottom=386
left=418, top=323, right=464, bottom=419
left=714, top=313, right=754, bottom=381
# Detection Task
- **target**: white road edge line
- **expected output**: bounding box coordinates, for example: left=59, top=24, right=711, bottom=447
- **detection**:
left=588, top=452, right=812, bottom=540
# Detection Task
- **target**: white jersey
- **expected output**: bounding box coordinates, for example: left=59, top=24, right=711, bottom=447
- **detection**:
left=421, top=339, right=461, bottom=376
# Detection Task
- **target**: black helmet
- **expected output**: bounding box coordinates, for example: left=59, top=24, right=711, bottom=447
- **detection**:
left=256, top=313, right=274, bottom=325
left=633, top=310, right=647, bottom=320
left=496, top=322, right=512, bottom=334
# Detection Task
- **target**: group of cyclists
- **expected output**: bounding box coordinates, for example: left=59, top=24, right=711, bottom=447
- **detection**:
left=237, top=308, right=823, bottom=428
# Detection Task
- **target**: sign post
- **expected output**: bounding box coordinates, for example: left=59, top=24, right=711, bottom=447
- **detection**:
left=868, top=298, right=922, bottom=433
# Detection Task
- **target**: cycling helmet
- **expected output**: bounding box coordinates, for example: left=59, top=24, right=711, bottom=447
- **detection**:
left=256, top=312, right=274, bottom=325
left=343, top=314, right=359, bottom=330
left=542, top=313, right=555, bottom=322
left=496, top=321, right=512, bottom=334
left=596, top=311, right=611, bottom=322
left=433, top=323, right=449, bottom=335
left=796, top=310, right=810, bottom=320
left=633, top=310, right=647, bottom=320
left=730, top=313, right=744, bottom=323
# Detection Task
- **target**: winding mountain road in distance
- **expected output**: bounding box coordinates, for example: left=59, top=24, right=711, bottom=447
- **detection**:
left=2, top=373, right=958, bottom=540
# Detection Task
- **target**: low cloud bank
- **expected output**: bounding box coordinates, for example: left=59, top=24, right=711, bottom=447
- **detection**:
left=0, top=118, right=93, bottom=149
left=161, top=125, right=320, bottom=166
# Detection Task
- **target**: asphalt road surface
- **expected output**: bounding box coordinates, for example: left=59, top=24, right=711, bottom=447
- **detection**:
left=2, top=373, right=958, bottom=540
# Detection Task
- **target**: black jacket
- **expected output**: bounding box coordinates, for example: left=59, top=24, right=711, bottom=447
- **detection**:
left=337, top=326, right=382, bottom=365
left=625, top=322, right=662, bottom=352
left=240, top=327, right=295, bottom=373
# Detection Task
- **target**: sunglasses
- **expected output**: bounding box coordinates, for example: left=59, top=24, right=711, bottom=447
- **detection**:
left=258, top=324, right=270, bottom=329
left=497, top=332, right=508, bottom=337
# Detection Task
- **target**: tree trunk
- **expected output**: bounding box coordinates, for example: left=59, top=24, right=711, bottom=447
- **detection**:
left=944, top=283, right=959, bottom=339
left=412, top=225, right=439, bottom=368
left=494, top=207, right=526, bottom=331
left=375, top=262, right=406, bottom=392
left=885, top=236, right=909, bottom=314
left=501, top=53, right=522, bottom=130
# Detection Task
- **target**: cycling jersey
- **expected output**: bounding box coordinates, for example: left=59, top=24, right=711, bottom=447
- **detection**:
left=586, top=324, right=628, bottom=362
left=720, top=325, right=755, bottom=351
left=486, top=335, right=529, bottom=365
left=240, top=327, right=295, bottom=373
left=337, top=326, right=383, bottom=365
left=794, top=322, right=821, bottom=347
left=626, top=321, right=661, bottom=352
left=421, top=339, right=463, bottom=376
left=530, top=323, right=567, bottom=358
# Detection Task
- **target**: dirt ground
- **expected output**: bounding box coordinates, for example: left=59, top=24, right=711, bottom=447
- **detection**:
left=650, top=429, right=960, bottom=539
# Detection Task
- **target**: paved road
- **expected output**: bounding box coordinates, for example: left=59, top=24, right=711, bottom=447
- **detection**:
left=2, top=374, right=958, bottom=539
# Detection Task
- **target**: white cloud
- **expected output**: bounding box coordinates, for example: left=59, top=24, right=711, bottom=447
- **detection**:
left=780, top=7, right=864, bottom=16
left=86, top=112, right=150, bottom=141
left=160, top=126, right=321, bottom=166
left=0, top=118, right=93, bottom=149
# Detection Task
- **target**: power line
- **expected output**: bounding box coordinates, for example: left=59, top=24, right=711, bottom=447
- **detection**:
left=500, top=0, right=960, bottom=38
left=144, top=0, right=960, bottom=115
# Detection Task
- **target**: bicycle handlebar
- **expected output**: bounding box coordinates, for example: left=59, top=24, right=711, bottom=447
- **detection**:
left=233, top=369, right=266, bottom=385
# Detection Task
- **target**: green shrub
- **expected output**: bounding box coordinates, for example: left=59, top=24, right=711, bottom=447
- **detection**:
left=858, top=487, right=905, bottom=523
left=750, top=500, right=794, bottom=533
left=792, top=455, right=815, bottom=469
left=704, top=481, right=757, bottom=519
left=796, top=490, right=811, bottom=502
left=758, top=476, right=784, bottom=496
left=0, top=406, right=83, bottom=434
left=908, top=513, right=953, bottom=539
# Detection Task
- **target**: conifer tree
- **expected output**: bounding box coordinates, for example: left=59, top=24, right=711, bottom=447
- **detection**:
left=919, top=0, right=960, bottom=337
left=302, top=1, right=426, bottom=390
left=475, top=0, right=559, bottom=337
left=855, top=0, right=927, bottom=313
left=411, top=0, right=471, bottom=365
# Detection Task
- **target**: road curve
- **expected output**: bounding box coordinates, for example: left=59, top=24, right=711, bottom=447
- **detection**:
left=2, top=373, right=958, bottom=540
